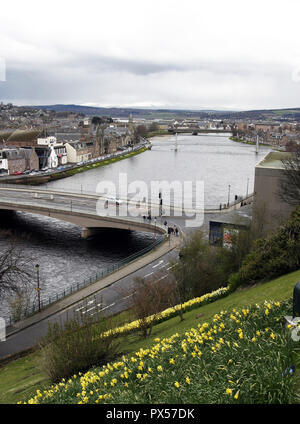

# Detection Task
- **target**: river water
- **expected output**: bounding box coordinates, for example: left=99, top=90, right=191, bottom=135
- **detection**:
left=46, top=133, right=272, bottom=208
left=0, top=134, right=272, bottom=321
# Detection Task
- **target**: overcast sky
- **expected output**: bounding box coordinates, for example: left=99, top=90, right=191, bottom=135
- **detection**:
left=1, top=0, right=300, bottom=110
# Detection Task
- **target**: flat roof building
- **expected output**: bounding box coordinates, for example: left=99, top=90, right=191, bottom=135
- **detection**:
left=253, top=151, right=295, bottom=231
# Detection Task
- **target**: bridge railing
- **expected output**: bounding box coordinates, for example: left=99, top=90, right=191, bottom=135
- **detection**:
left=4, top=236, right=165, bottom=327
left=0, top=183, right=254, bottom=213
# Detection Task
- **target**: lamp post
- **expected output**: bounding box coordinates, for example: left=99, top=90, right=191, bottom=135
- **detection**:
left=227, top=184, right=231, bottom=208
left=154, top=217, right=157, bottom=247
left=35, top=264, right=41, bottom=313
left=246, top=178, right=249, bottom=198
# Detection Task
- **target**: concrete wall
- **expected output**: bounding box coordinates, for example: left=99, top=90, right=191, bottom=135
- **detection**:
left=253, top=166, right=294, bottom=231
left=28, top=150, right=39, bottom=170
left=65, top=143, right=77, bottom=163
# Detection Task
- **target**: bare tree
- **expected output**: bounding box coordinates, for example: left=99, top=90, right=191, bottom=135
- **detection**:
left=0, top=231, right=35, bottom=300
left=278, top=147, right=300, bottom=206
left=128, top=272, right=178, bottom=338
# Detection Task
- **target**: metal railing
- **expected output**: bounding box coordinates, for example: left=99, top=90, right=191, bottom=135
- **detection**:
left=5, top=236, right=164, bottom=327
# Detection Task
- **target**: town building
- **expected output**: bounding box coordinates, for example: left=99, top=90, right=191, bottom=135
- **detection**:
left=37, top=135, right=67, bottom=167
left=65, top=140, right=94, bottom=163
left=253, top=151, right=295, bottom=232
left=0, top=148, right=26, bottom=174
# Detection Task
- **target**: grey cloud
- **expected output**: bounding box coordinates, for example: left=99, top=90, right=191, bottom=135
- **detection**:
left=60, top=53, right=280, bottom=78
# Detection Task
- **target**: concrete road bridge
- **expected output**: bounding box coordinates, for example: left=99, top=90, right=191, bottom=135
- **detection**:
left=0, top=184, right=206, bottom=238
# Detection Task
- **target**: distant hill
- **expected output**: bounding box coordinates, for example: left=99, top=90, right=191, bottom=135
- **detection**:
left=32, top=104, right=300, bottom=121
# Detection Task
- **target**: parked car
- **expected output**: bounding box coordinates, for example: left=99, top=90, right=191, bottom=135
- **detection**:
left=0, top=169, right=8, bottom=176
left=12, top=171, right=22, bottom=175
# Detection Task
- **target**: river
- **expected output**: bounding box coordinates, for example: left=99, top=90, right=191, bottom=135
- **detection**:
left=46, top=133, right=272, bottom=208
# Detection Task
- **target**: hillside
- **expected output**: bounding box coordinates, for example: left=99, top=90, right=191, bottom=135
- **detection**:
left=32, top=104, right=300, bottom=121
left=2, top=268, right=300, bottom=404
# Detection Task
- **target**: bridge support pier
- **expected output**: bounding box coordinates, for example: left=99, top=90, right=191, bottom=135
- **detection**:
left=81, top=227, right=102, bottom=239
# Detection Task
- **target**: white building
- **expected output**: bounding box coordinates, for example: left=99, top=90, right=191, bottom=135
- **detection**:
left=37, top=135, right=67, bottom=168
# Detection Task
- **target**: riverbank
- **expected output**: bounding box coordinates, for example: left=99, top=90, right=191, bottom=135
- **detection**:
left=229, top=136, right=281, bottom=150
left=0, top=144, right=150, bottom=186
left=147, top=130, right=231, bottom=139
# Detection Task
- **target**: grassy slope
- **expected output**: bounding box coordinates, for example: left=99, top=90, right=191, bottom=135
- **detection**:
left=1, top=268, right=300, bottom=404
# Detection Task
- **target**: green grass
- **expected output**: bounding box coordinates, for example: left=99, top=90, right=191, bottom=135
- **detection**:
left=0, top=351, right=49, bottom=404
left=271, top=109, right=300, bottom=116
left=145, top=130, right=170, bottom=138
left=1, top=268, right=300, bottom=404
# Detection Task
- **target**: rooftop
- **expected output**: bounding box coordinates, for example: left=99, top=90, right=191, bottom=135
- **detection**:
left=6, top=129, right=43, bottom=143
left=210, top=204, right=252, bottom=227
left=255, top=151, right=291, bottom=170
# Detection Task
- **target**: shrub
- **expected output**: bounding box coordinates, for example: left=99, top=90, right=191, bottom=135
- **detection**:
left=228, top=272, right=241, bottom=293
left=172, top=231, right=228, bottom=301
left=39, top=299, right=121, bottom=383
left=234, top=207, right=300, bottom=288
left=129, top=273, right=178, bottom=338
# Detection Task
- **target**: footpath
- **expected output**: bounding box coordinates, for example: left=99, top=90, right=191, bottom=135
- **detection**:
left=5, top=233, right=182, bottom=338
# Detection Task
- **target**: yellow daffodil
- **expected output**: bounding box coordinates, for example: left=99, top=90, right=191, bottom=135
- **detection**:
left=234, top=390, right=240, bottom=400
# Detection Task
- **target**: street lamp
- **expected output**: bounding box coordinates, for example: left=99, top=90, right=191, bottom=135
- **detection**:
left=35, top=264, right=41, bottom=313
left=227, top=184, right=231, bottom=208
left=246, top=178, right=249, bottom=198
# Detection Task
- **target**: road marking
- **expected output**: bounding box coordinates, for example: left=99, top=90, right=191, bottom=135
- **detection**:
left=167, top=265, right=175, bottom=271
left=75, top=306, right=85, bottom=312
left=144, top=272, right=154, bottom=278
left=99, top=302, right=116, bottom=312
left=154, top=275, right=168, bottom=283
left=82, top=306, right=96, bottom=314
left=152, top=260, right=164, bottom=268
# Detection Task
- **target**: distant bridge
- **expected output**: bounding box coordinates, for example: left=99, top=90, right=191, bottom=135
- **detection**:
left=168, top=129, right=232, bottom=135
